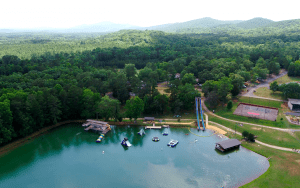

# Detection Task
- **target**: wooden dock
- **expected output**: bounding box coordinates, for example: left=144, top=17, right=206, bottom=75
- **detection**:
left=83, top=120, right=111, bottom=134
left=146, top=123, right=161, bottom=129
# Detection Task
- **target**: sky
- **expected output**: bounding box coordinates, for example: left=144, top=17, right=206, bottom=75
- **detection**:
left=1, top=0, right=300, bottom=29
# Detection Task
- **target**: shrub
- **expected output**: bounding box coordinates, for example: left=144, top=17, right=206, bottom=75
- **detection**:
left=242, top=130, right=249, bottom=138
left=227, top=100, right=233, bottom=110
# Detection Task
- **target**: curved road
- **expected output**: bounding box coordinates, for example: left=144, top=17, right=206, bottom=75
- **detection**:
left=242, top=70, right=288, bottom=102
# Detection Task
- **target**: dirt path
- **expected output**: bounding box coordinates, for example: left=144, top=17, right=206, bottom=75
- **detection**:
left=242, top=70, right=288, bottom=102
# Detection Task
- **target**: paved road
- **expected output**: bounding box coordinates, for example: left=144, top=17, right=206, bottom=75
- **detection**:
left=242, top=70, right=288, bottom=102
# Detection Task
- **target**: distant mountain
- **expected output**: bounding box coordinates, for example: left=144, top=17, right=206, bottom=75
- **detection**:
left=62, top=22, right=141, bottom=33
left=235, top=17, right=274, bottom=29
left=145, top=17, right=243, bottom=32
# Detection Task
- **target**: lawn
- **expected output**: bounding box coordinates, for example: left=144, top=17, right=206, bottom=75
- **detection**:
left=240, top=142, right=300, bottom=188
left=206, top=98, right=299, bottom=128
left=208, top=115, right=300, bottom=149
left=274, top=74, right=300, bottom=85
left=238, top=96, right=282, bottom=108
left=253, top=87, right=284, bottom=100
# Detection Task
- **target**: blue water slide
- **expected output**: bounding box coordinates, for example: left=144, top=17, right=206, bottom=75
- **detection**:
left=199, top=98, right=205, bottom=130
left=195, top=98, right=201, bottom=130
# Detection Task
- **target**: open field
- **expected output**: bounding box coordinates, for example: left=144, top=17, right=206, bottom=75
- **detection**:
left=208, top=115, right=300, bottom=149
left=240, top=142, right=300, bottom=188
left=207, top=99, right=299, bottom=128
left=155, top=87, right=170, bottom=95
left=274, top=75, right=300, bottom=85
left=253, top=87, right=284, bottom=100
left=238, top=96, right=282, bottom=108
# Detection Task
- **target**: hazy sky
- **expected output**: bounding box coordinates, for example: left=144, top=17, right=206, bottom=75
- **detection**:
left=1, top=0, right=299, bottom=29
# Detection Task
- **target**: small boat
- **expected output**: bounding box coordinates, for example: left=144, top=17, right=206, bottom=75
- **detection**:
left=152, top=137, right=160, bottom=142
left=162, top=132, right=168, bottom=136
left=121, top=137, right=132, bottom=147
left=138, top=129, right=145, bottom=136
left=167, top=139, right=179, bottom=147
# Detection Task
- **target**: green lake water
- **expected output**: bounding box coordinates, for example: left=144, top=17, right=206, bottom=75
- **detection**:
left=0, top=124, right=269, bottom=188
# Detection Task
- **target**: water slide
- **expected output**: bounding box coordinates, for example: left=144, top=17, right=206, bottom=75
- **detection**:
left=195, top=98, right=201, bottom=130
left=199, top=98, right=205, bottom=130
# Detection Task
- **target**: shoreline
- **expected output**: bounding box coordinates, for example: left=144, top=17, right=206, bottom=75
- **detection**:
left=0, top=119, right=229, bottom=157
left=0, top=119, right=85, bottom=157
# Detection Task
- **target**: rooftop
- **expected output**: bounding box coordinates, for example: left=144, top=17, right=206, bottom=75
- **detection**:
left=288, top=98, right=300, bottom=105
left=216, top=139, right=241, bottom=150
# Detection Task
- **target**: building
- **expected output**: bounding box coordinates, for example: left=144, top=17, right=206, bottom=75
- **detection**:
left=144, top=117, right=155, bottom=122
left=288, top=99, right=300, bottom=111
left=215, top=139, right=241, bottom=152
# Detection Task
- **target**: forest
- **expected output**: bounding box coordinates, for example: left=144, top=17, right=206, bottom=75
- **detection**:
left=1, top=19, right=300, bottom=145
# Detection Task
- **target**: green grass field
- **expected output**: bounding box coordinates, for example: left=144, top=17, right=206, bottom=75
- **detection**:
left=206, top=98, right=299, bottom=128
left=253, top=87, right=284, bottom=100
left=275, top=75, right=300, bottom=85
left=208, top=115, right=300, bottom=149
left=240, top=142, right=300, bottom=188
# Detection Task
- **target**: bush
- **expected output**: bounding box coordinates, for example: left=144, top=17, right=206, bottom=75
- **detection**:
left=247, top=133, right=255, bottom=142
left=178, top=118, right=181, bottom=122
left=242, top=131, right=249, bottom=138
left=227, top=100, right=233, bottom=110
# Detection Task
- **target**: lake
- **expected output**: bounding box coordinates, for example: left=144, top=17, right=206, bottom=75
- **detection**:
left=0, top=124, right=269, bottom=188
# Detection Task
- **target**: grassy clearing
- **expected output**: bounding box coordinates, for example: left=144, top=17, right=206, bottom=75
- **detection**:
left=254, top=87, right=284, bottom=100
left=240, top=142, right=300, bottom=188
left=209, top=115, right=300, bottom=149
left=207, top=99, right=299, bottom=128
left=238, top=96, right=282, bottom=108
left=275, top=75, right=300, bottom=85
left=156, top=87, right=170, bottom=96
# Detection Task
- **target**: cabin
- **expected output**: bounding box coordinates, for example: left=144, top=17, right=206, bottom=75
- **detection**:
left=144, top=117, right=155, bottom=122
left=215, top=139, right=241, bottom=152
left=175, top=73, right=181, bottom=79
left=288, top=98, right=300, bottom=111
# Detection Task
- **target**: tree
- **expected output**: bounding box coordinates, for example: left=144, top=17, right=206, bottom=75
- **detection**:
left=229, top=73, right=244, bottom=96
left=227, top=100, right=233, bottom=110
left=242, top=131, right=249, bottom=139
left=247, top=133, right=255, bottom=142
left=124, top=64, right=137, bottom=80
left=177, top=84, right=200, bottom=110
left=95, top=96, right=120, bottom=121
left=181, top=73, right=196, bottom=85
left=270, top=81, right=279, bottom=93
left=216, top=77, right=233, bottom=103
left=125, top=96, right=144, bottom=120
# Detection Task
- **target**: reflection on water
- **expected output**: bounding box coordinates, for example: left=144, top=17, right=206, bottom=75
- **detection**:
left=0, top=124, right=269, bottom=187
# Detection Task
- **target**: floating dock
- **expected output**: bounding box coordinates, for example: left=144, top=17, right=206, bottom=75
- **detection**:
left=83, top=119, right=111, bottom=134
left=146, top=123, right=161, bottom=129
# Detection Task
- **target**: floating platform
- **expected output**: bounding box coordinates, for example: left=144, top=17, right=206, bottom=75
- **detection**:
left=83, top=119, right=111, bottom=134
left=145, top=126, right=162, bottom=129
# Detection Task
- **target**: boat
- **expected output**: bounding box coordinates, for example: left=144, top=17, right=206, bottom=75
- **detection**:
left=162, top=132, right=168, bottom=136
left=167, top=139, right=179, bottom=147
left=152, top=137, right=159, bottom=142
left=137, top=129, right=145, bottom=136
left=121, top=137, right=132, bottom=147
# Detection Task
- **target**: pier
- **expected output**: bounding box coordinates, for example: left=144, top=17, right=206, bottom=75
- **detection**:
left=83, top=119, right=111, bottom=134
left=145, top=123, right=161, bottom=129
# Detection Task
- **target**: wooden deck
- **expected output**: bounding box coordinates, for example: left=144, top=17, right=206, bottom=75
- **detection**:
left=83, top=120, right=111, bottom=134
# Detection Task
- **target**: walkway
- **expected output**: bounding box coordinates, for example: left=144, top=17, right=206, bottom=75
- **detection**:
left=201, top=101, right=298, bottom=132
left=208, top=121, right=295, bottom=152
